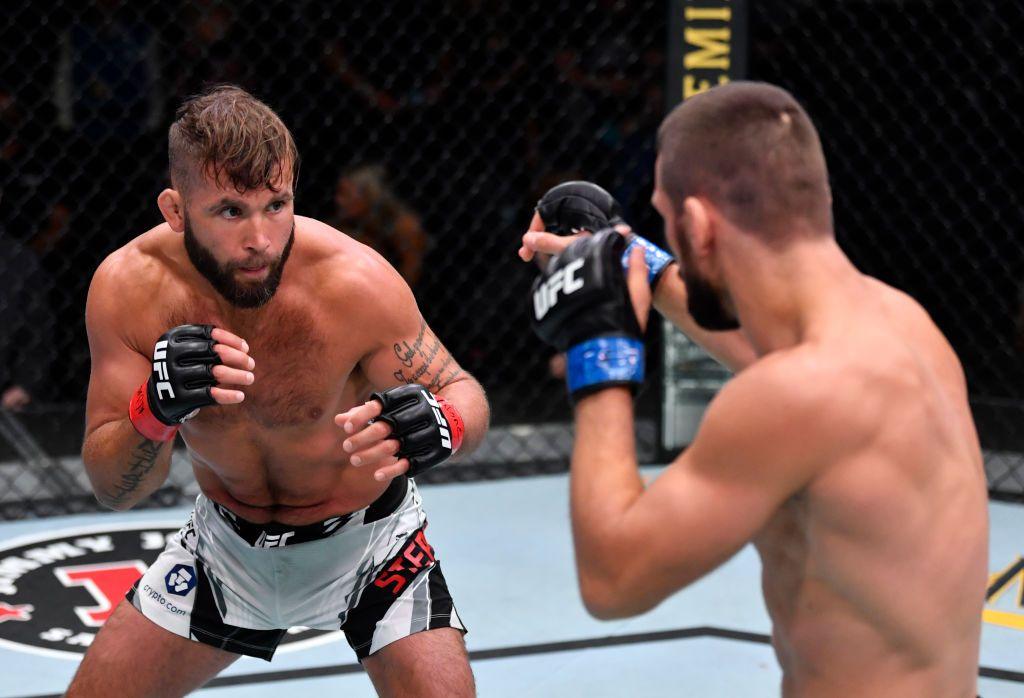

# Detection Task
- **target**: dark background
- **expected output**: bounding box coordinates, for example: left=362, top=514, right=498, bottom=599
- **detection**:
left=0, top=0, right=1020, bottom=513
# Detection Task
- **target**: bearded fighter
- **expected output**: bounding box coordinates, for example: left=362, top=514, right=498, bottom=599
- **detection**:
left=69, top=85, right=487, bottom=698
left=523, top=82, right=987, bottom=696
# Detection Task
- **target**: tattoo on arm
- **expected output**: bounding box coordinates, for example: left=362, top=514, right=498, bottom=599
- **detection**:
left=424, top=353, right=459, bottom=392
left=393, top=321, right=426, bottom=368
left=108, top=438, right=164, bottom=505
left=391, top=320, right=464, bottom=391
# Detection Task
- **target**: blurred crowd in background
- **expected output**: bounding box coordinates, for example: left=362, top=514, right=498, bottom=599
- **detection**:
left=0, top=0, right=667, bottom=423
left=0, top=1, right=1020, bottom=460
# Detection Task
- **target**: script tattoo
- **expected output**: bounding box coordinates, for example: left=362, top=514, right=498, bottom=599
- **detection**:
left=394, top=321, right=426, bottom=369
left=392, top=320, right=464, bottom=392
left=108, top=438, right=164, bottom=505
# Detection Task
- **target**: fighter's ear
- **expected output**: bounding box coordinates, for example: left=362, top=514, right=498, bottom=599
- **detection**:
left=158, top=189, right=185, bottom=232
left=682, top=196, right=713, bottom=258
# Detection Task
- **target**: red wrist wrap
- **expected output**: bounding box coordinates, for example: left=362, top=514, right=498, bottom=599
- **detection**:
left=435, top=396, right=465, bottom=452
left=129, top=383, right=178, bottom=442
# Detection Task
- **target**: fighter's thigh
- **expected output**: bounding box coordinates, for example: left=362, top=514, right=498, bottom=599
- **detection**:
left=65, top=599, right=239, bottom=698
left=363, top=627, right=474, bottom=698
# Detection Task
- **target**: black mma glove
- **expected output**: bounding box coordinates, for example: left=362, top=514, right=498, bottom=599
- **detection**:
left=535, top=180, right=675, bottom=290
left=531, top=230, right=644, bottom=400
left=535, top=180, right=626, bottom=235
left=370, top=385, right=465, bottom=478
left=129, top=324, right=220, bottom=441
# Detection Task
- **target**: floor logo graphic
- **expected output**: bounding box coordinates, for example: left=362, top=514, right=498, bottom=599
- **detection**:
left=0, top=523, right=338, bottom=657
left=0, top=602, right=33, bottom=623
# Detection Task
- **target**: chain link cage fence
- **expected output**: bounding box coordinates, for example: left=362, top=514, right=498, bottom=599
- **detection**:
left=0, top=0, right=1020, bottom=518
left=0, top=0, right=667, bottom=517
left=745, top=0, right=1023, bottom=497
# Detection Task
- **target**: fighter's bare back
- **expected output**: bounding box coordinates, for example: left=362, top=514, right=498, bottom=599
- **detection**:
left=523, top=206, right=988, bottom=697
left=740, top=279, right=988, bottom=696
left=524, top=82, right=988, bottom=697
left=86, top=216, right=459, bottom=525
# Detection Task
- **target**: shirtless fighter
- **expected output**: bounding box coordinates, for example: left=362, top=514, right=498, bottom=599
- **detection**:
left=523, top=81, right=988, bottom=696
left=68, top=85, right=487, bottom=697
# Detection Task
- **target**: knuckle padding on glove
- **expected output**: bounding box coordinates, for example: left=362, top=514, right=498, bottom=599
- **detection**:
left=131, top=323, right=221, bottom=439
left=370, top=384, right=453, bottom=476
left=530, top=230, right=644, bottom=400
left=537, top=180, right=673, bottom=289
left=536, top=181, right=625, bottom=236
left=150, top=324, right=221, bottom=422
left=532, top=230, right=637, bottom=349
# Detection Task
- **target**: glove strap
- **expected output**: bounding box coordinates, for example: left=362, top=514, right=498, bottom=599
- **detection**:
left=129, top=383, right=179, bottom=442
left=620, top=234, right=674, bottom=287
left=434, top=395, right=465, bottom=452
left=566, top=336, right=645, bottom=398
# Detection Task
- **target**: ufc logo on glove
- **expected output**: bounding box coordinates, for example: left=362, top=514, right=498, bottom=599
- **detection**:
left=152, top=340, right=175, bottom=400
left=533, top=258, right=585, bottom=320
left=423, top=390, right=453, bottom=450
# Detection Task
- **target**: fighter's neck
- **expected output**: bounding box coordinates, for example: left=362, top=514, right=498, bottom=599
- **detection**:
left=728, top=239, right=863, bottom=357
left=190, top=276, right=287, bottom=329
left=217, top=300, right=274, bottom=327
left=183, top=264, right=292, bottom=328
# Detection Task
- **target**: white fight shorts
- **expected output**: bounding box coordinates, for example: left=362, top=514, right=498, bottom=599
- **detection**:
left=126, top=476, right=465, bottom=660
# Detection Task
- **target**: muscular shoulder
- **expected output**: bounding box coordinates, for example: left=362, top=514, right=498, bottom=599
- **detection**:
left=94, top=222, right=190, bottom=288
left=298, top=216, right=415, bottom=318
left=86, top=223, right=191, bottom=353
left=868, top=277, right=967, bottom=393
left=696, top=347, right=877, bottom=476
left=89, top=224, right=184, bottom=316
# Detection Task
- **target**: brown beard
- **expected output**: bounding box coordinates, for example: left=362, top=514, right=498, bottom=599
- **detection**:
left=184, top=215, right=295, bottom=309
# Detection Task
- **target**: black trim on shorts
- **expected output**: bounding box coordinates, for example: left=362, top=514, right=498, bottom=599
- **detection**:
left=124, top=478, right=420, bottom=663
left=363, top=475, right=409, bottom=524
left=187, top=559, right=287, bottom=661
left=340, top=526, right=462, bottom=660
left=211, top=475, right=409, bottom=547
left=427, top=561, right=455, bottom=630
left=124, top=560, right=286, bottom=661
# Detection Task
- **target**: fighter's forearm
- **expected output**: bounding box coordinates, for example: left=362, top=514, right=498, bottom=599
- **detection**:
left=570, top=388, right=647, bottom=618
left=81, top=418, right=174, bottom=511
left=654, top=268, right=757, bottom=373
left=436, top=374, right=490, bottom=459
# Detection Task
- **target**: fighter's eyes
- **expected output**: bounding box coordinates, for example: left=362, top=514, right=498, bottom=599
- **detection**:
left=218, top=201, right=286, bottom=218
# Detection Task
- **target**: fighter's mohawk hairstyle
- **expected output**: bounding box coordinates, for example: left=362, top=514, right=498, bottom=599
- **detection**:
left=168, top=84, right=299, bottom=195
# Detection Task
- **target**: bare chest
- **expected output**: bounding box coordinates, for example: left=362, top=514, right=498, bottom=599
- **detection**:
left=238, top=331, right=344, bottom=428
left=161, top=300, right=365, bottom=429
